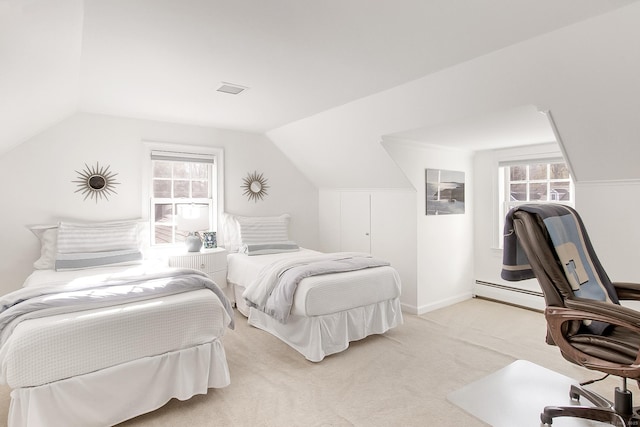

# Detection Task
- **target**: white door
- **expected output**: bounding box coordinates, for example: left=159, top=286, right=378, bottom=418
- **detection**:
left=340, top=192, right=371, bottom=253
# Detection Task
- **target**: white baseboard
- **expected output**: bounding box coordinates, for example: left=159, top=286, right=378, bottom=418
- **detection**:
left=400, top=282, right=546, bottom=316
left=401, top=292, right=474, bottom=316
left=473, top=281, right=545, bottom=311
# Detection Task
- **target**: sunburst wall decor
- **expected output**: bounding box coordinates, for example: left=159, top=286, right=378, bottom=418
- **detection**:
left=241, top=171, right=269, bottom=202
left=73, top=162, right=120, bottom=202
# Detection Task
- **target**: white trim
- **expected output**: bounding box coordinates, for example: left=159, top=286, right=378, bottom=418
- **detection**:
left=411, top=292, right=474, bottom=315
left=576, top=179, right=640, bottom=186
left=540, top=109, right=578, bottom=183
left=473, top=282, right=546, bottom=312
left=150, top=150, right=215, bottom=163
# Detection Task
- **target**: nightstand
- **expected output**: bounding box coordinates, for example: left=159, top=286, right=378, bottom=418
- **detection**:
left=167, top=247, right=228, bottom=290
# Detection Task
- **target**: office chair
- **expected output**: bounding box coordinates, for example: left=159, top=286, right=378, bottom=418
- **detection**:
left=501, top=204, right=640, bottom=426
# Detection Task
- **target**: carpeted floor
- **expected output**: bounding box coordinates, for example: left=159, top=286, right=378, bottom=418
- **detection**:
left=0, top=298, right=633, bottom=426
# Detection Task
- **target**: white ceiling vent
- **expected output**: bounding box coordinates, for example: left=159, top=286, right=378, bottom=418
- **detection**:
left=217, top=82, right=248, bottom=95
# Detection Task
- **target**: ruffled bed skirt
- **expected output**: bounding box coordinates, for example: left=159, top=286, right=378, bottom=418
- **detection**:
left=8, top=340, right=230, bottom=427
left=247, top=298, right=403, bottom=362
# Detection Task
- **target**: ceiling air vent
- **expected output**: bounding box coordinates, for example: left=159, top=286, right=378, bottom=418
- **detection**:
left=216, top=82, right=248, bottom=95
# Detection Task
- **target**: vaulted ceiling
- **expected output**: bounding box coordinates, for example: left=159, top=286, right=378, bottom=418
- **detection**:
left=2, top=0, right=636, bottom=158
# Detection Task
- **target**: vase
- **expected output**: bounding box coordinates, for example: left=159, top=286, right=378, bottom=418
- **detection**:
left=185, top=233, right=202, bottom=252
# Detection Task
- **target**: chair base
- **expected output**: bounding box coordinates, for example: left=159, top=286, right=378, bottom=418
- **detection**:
left=541, top=384, right=640, bottom=426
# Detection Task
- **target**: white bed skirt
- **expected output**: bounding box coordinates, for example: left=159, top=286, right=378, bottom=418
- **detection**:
left=8, top=340, right=230, bottom=427
left=248, top=298, right=403, bottom=362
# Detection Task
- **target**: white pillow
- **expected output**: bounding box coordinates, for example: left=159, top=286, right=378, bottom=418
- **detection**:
left=29, top=224, right=58, bottom=270
left=221, top=213, right=242, bottom=252
left=54, top=219, right=145, bottom=271
left=56, top=220, right=142, bottom=254
left=235, top=214, right=291, bottom=244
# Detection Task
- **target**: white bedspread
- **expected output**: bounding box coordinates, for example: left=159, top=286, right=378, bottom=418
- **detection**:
left=1, top=265, right=234, bottom=426
left=228, top=249, right=403, bottom=362
left=229, top=249, right=402, bottom=317
left=0, top=267, right=234, bottom=348
left=242, top=252, right=390, bottom=322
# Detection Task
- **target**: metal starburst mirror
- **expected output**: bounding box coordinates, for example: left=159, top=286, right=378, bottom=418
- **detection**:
left=241, top=171, right=269, bottom=202
left=73, top=162, right=120, bottom=202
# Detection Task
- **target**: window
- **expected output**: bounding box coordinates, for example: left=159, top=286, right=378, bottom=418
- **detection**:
left=497, top=159, right=574, bottom=247
left=149, top=150, right=218, bottom=246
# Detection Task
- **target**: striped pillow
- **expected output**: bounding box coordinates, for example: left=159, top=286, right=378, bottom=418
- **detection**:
left=55, top=249, right=143, bottom=271
left=56, top=220, right=141, bottom=253
left=235, top=214, right=290, bottom=244
left=240, top=241, right=299, bottom=256
left=55, top=220, right=143, bottom=270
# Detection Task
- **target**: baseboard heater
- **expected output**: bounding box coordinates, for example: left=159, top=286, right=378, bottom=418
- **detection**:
left=474, top=280, right=543, bottom=298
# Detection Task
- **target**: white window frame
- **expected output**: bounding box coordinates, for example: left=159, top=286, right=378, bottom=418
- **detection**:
left=142, top=142, right=224, bottom=248
left=492, top=144, right=574, bottom=249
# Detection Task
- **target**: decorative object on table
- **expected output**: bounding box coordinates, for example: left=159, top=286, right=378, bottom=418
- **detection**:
left=425, top=168, right=465, bottom=215
left=203, top=231, right=217, bottom=249
left=176, top=204, right=209, bottom=252
left=184, top=232, right=202, bottom=252
left=241, top=171, right=269, bottom=202
left=72, top=162, right=120, bottom=202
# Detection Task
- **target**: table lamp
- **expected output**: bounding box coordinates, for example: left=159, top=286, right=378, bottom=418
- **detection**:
left=176, top=204, right=209, bottom=252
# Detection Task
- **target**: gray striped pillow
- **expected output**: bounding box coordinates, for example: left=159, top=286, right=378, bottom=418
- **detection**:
left=56, top=220, right=141, bottom=254
left=55, top=220, right=143, bottom=270
left=240, top=241, right=299, bottom=256
left=235, top=214, right=290, bottom=244
left=55, top=249, right=143, bottom=271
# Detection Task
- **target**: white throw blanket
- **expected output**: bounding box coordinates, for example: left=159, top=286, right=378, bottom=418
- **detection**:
left=242, top=252, right=390, bottom=323
left=0, top=267, right=234, bottom=346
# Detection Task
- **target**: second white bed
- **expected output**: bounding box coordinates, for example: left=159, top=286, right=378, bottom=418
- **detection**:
left=228, top=249, right=403, bottom=362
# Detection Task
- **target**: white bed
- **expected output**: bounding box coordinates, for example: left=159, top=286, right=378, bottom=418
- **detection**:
left=228, top=248, right=403, bottom=362
left=1, top=264, right=233, bottom=427
left=1, top=220, right=234, bottom=427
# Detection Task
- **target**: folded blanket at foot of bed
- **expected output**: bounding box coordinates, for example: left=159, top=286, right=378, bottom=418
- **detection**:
left=243, top=253, right=390, bottom=323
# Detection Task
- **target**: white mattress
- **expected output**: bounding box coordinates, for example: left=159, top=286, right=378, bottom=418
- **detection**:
left=2, top=270, right=230, bottom=388
left=227, top=249, right=401, bottom=317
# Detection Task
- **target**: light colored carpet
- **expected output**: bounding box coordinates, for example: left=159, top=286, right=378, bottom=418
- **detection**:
left=0, top=298, right=634, bottom=426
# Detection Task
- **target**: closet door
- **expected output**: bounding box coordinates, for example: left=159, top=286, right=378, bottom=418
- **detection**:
left=340, top=192, right=371, bottom=253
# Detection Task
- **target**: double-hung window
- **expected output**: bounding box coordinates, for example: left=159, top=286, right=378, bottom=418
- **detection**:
left=150, top=150, right=218, bottom=246
left=497, top=158, right=574, bottom=247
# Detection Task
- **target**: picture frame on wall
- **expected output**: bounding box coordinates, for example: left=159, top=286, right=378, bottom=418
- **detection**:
left=425, top=168, right=465, bottom=215
left=202, top=231, right=217, bottom=249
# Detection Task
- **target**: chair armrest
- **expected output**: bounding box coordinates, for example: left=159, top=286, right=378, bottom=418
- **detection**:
left=565, top=297, right=640, bottom=327
left=547, top=298, right=640, bottom=378
left=613, top=282, right=640, bottom=301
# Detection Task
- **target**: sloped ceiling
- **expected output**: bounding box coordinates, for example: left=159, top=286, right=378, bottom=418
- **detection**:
left=1, top=0, right=638, bottom=186
left=269, top=2, right=640, bottom=187
left=0, top=0, right=83, bottom=153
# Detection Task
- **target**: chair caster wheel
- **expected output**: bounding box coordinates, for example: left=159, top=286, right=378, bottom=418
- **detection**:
left=540, top=413, right=553, bottom=425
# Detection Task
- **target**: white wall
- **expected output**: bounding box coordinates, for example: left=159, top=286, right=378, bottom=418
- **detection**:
left=0, top=112, right=318, bottom=295
left=575, top=182, right=640, bottom=283
left=382, top=138, right=474, bottom=314
left=0, top=0, right=83, bottom=155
